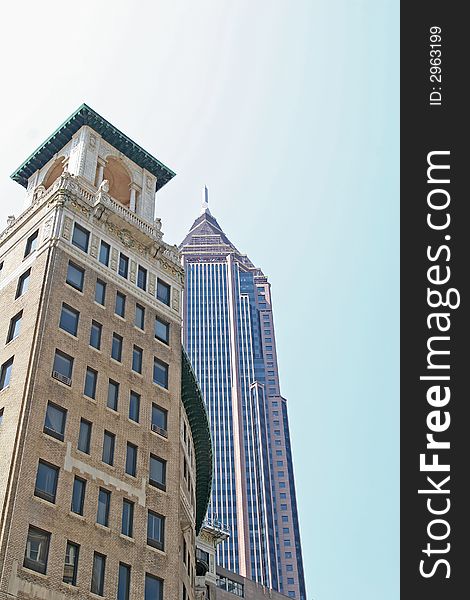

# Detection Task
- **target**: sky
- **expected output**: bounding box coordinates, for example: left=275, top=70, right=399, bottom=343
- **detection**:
left=0, top=2, right=399, bottom=598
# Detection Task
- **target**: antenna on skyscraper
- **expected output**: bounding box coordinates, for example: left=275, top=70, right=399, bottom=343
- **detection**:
left=201, top=185, right=209, bottom=213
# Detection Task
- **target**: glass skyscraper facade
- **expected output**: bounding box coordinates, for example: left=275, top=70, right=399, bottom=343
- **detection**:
left=180, top=199, right=306, bottom=599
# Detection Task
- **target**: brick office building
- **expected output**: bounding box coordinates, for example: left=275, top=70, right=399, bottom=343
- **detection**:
left=0, top=105, right=212, bottom=600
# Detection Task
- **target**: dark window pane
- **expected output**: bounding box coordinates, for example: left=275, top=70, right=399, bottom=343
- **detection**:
left=24, top=526, right=50, bottom=574
left=16, top=269, right=31, bottom=298
left=125, top=443, right=137, bottom=477
left=71, top=477, right=86, bottom=515
left=102, top=431, right=115, bottom=465
left=117, top=563, right=131, bottom=600
left=7, top=311, right=22, bottom=342
left=115, top=292, right=126, bottom=317
left=137, top=266, right=147, bottom=290
left=153, top=359, right=168, bottom=389
left=121, top=499, right=134, bottom=537
left=135, top=304, right=145, bottom=329
left=151, top=404, right=167, bottom=437
left=111, top=334, right=122, bottom=361
left=91, top=553, right=106, bottom=596
left=59, top=304, right=79, bottom=336
left=132, top=346, right=143, bottom=373
left=35, top=460, right=59, bottom=503
left=90, top=321, right=102, bottom=349
left=129, top=391, right=140, bottom=423
left=78, top=419, right=92, bottom=453
left=24, top=230, right=38, bottom=257
left=63, top=541, right=79, bottom=585
left=147, top=511, right=164, bottom=550
left=44, top=402, right=66, bottom=441
left=118, top=254, right=129, bottom=278
left=99, top=241, right=110, bottom=266
left=156, top=279, right=170, bottom=305
left=107, top=379, right=119, bottom=411
left=97, top=488, right=111, bottom=526
left=155, top=318, right=169, bottom=344
left=0, top=357, right=13, bottom=390
left=95, top=279, right=106, bottom=305
left=53, top=350, right=73, bottom=382
left=149, top=455, right=166, bottom=490
left=66, top=262, right=84, bottom=291
left=72, top=223, right=90, bottom=253
left=84, top=367, right=98, bottom=399
left=145, top=574, right=163, bottom=600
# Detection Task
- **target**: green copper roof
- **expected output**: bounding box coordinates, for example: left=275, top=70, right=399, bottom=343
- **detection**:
left=181, top=348, right=213, bottom=533
left=11, top=103, right=176, bottom=190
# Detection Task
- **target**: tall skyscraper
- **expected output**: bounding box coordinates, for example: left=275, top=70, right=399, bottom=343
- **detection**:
left=0, top=105, right=212, bottom=600
left=180, top=194, right=306, bottom=600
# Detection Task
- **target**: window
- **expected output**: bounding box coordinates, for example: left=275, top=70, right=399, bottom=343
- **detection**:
left=153, top=358, right=168, bottom=389
left=137, top=266, right=147, bottom=290
left=72, top=223, right=90, bottom=252
left=24, top=230, right=39, bottom=257
left=52, top=350, right=73, bottom=384
left=277, top=460, right=284, bottom=466
left=283, top=527, right=289, bottom=534
left=129, top=391, right=140, bottom=422
left=71, top=476, right=86, bottom=515
left=132, top=345, right=143, bottom=373
left=155, top=317, right=169, bottom=344
left=145, top=574, right=163, bottom=600
left=281, top=503, right=288, bottom=510
left=121, top=499, right=134, bottom=537
left=149, top=454, right=166, bottom=490
left=280, top=492, right=287, bottom=499
left=288, top=592, right=296, bottom=598
left=286, top=564, right=294, bottom=571
left=24, top=526, right=50, bottom=574
left=156, top=279, right=170, bottom=305
left=135, top=303, right=145, bottom=329
left=84, top=367, right=98, bottom=399
left=34, top=460, right=59, bottom=503
left=99, top=241, right=110, bottom=266
left=284, top=539, right=291, bottom=547
left=0, top=408, right=4, bottom=425
left=66, top=262, right=84, bottom=291
left=117, top=563, right=131, bottom=600
left=118, top=253, right=129, bottom=278
left=107, top=379, right=119, bottom=411
left=151, top=404, right=168, bottom=437
left=16, top=268, right=31, bottom=298
left=63, top=541, right=80, bottom=585
left=102, top=431, right=115, bottom=465
left=285, top=551, right=292, bottom=559
left=97, top=488, right=111, bottom=526
left=111, top=333, right=123, bottom=361
left=7, top=311, right=22, bottom=342
left=43, top=402, right=67, bottom=440
left=91, top=553, right=106, bottom=596
left=282, top=515, right=289, bottom=522
left=287, top=578, right=295, bottom=585
left=59, top=304, right=80, bottom=336
left=125, top=442, right=137, bottom=476
left=95, top=279, right=106, bottom=305
left=90, top=320, right=102, bottom=349
left=0, top=357, right=13, bottom=390
left=115, top=291, right=126, bottom=317
left=147, top=511, right=165, bottom=550
left=78, top=419, right=92, bottom=453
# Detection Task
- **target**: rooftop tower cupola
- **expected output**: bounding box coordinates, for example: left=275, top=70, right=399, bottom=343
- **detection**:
left=11, top=103, right=175, bottom=223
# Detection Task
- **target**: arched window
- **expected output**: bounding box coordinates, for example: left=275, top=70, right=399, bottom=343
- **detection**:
left=43, top=158, right=66, bottom=189
left=103, top=157, right=131, bottom=207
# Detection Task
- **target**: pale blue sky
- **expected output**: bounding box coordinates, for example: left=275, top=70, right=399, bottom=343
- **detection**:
left=0, top=2, right=398, bottom=598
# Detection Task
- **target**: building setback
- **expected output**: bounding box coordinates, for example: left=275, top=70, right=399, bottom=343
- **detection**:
left=0, top=105, right=212, bottom=600
left=180, top=195, right=306, bottom=600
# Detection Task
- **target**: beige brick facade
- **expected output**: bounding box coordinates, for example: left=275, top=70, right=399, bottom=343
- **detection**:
left=0, top=108, right=211, bottom=600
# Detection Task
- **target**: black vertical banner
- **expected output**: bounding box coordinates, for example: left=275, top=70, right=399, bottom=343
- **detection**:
left=401, top=4, right=469, bottom=599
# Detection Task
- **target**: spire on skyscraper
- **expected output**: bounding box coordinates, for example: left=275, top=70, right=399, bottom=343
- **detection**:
left=201, top=185, right=210, bottom=214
